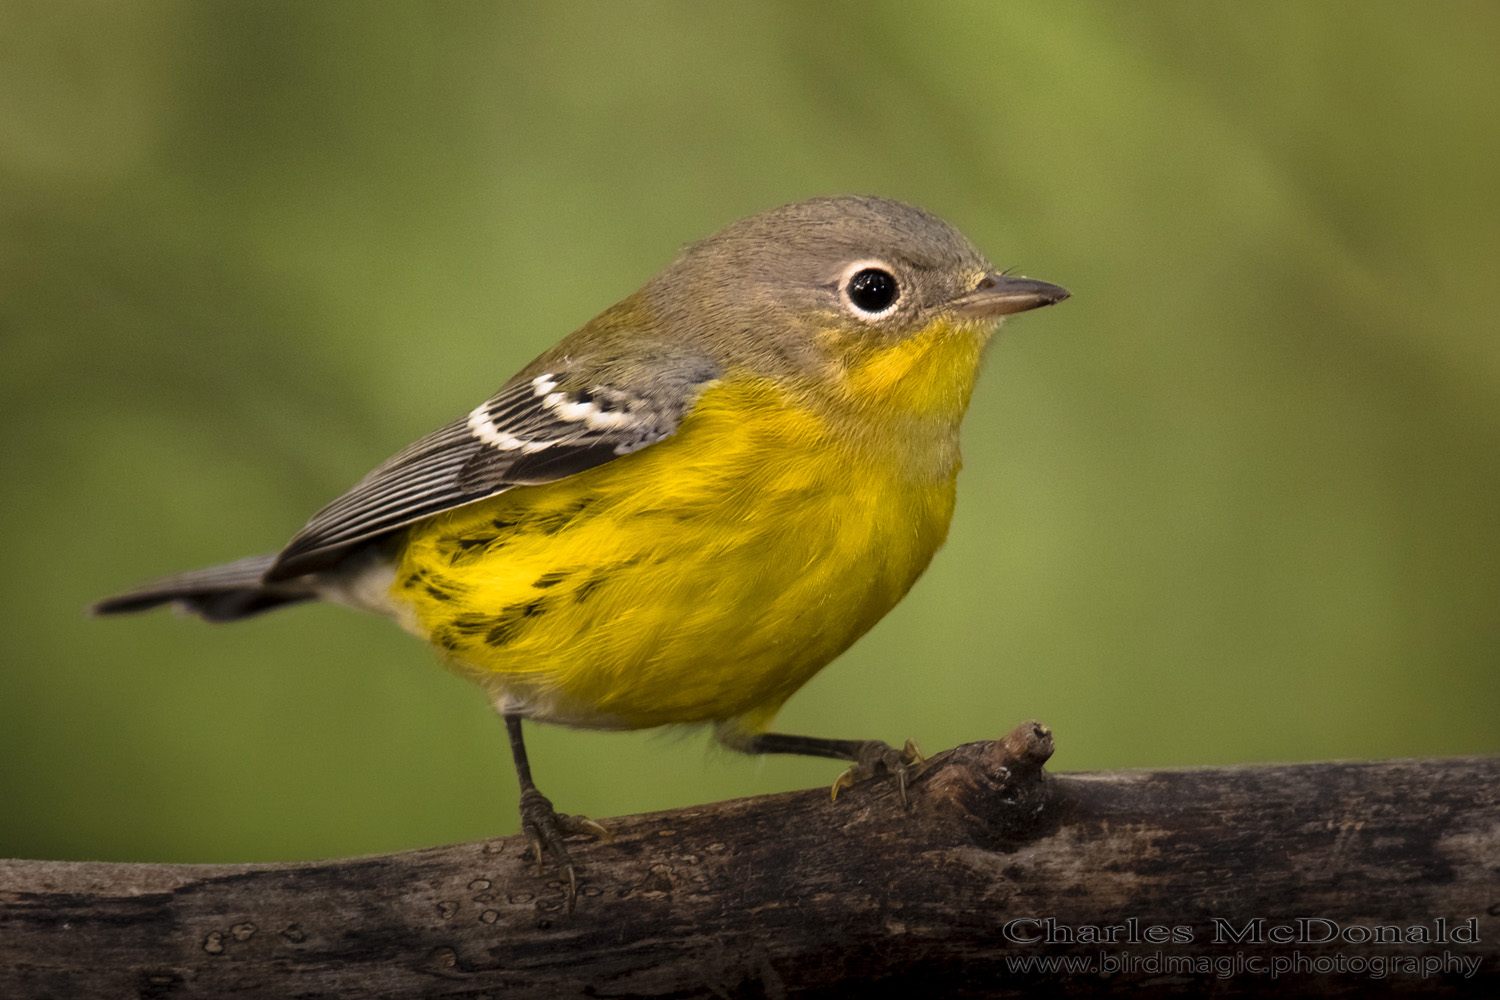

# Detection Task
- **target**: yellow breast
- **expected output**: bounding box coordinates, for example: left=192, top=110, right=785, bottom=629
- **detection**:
left=390, top=372, right=963, bottom=735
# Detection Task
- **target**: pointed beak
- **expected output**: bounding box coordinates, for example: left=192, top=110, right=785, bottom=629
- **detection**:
left=949, top=272, right=1070, bottom=318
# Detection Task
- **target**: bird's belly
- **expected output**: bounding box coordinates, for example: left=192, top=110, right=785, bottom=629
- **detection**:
left=390, top=382, right=958, bottom=731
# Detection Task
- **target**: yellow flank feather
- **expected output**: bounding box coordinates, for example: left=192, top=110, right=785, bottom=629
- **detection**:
left=392, top=319, right=990, bottom=741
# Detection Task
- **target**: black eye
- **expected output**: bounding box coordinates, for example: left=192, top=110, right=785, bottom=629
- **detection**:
left=844, top=267, right=900, bottom=315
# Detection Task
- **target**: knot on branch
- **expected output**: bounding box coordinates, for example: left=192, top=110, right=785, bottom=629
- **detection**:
left=915, top=720, right=1061, bottom=850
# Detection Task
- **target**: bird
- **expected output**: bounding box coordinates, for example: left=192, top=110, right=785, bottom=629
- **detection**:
left=93, top=195, right=1069, bottom=908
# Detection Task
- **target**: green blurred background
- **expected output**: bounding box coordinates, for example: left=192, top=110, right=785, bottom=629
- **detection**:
left=3, top=1, right=1497, bottom=864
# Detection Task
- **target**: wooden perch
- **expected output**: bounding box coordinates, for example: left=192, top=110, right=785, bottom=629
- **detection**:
left=3, top=722, right=1496, bottom=998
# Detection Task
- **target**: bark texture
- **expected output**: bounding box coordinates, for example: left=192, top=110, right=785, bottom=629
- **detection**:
left=2, top=722, right=1496, bottom=998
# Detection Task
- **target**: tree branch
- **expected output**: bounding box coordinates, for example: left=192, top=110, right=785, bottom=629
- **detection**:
left=3, top=723, right=1496, bottom=997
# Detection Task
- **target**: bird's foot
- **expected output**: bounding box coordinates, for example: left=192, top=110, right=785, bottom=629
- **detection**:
left=518, top=787, right=611, bottom=913
left=830, top=739, right=926, bottom=808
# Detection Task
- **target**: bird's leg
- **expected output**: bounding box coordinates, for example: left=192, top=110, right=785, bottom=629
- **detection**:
left=502, top=713, right=609, bottom=913
left=742, top=732, right=926, bottom=808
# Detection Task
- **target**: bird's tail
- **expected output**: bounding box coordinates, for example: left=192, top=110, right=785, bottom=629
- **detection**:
left=91, top=553, right=315, bottom=622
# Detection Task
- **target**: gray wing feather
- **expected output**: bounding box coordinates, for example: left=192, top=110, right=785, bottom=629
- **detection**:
left=266, top=357, right=719, bottom=580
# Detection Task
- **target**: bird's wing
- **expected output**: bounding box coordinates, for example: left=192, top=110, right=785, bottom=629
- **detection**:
left=266, top=355, right=721, bottom=580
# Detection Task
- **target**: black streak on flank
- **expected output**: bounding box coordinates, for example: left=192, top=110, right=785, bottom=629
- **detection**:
left=533, top=571, right=571, bottom=589
left=449, top=613, right=493, bottom=636
left=448, top=534, right=500, bottom=567
left=425, top=585, right=453, bottom=602
left=484, top=599, right=548, bottom=648
left=532, top=497, right=597, bottom=536
left=574, top=573, right=607, bottom=604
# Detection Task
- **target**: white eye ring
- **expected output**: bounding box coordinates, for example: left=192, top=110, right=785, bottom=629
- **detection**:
left=838, top=259, right=902, bottom=319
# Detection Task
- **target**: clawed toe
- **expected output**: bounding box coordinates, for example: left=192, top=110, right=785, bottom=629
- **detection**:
left=830, top=738, right=926, bottom=808
left=518, top=788, right=609, bottom=912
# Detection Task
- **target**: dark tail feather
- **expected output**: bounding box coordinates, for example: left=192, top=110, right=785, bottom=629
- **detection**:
left=91, top=553, right=314, bottom=622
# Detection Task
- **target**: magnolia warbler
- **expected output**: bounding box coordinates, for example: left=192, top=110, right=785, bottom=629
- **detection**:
left=95, top=196, right=1068, bottom=906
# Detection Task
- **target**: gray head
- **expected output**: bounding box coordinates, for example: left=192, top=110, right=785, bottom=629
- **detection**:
left=643, top=196, right=1067, bottom=370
